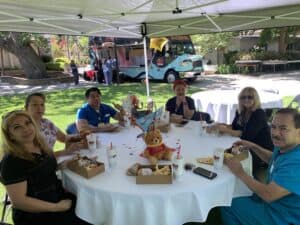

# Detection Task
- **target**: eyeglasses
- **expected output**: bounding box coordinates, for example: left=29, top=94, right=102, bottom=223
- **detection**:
left=240, top=95, right=254, bottom=100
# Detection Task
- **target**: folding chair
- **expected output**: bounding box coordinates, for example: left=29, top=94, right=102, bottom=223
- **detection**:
left=1, top=193, right=11, bottom=224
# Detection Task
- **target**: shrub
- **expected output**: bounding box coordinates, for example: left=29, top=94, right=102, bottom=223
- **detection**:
left=216, top=64, right=238, bottom=74
left=46, top=62, right=64, bottom=71
left=224, top=51, right=238, bottom=64
left=55, top=57, right=69, bottom=64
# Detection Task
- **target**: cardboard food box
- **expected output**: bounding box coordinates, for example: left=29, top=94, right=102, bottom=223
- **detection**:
left=224, top=148, right=249, bottom=161
left=67, top=156, right=105, bottom=179
left=136, top=164, right=173, bottom=184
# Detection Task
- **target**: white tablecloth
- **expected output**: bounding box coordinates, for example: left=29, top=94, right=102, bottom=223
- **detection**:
left=191, top=89, right=283, bottom=124
left=61, top=121, right=252, bottom=225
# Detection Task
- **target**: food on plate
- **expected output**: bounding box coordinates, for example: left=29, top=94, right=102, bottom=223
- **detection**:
left=197, top=157, right=213, bottom=165
left=137, top=165, right=171, bottom=176
left=153, top=165, right=171, bottom=176
left=224, top=152, right=234, bottom=159
left=73, top=155, right=99, bottom=170
left=127, top=163, right=141, bottom=176
left=137, top=168, right=153, bottom=176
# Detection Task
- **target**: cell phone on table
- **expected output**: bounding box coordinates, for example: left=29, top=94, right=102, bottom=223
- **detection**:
left=193, top=167, right=217, bottom=180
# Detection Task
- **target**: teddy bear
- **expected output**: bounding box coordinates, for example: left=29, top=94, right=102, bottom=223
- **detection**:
left=142, top=129, right=174, bottom=164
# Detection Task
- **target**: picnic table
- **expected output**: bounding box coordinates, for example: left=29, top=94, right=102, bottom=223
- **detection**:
left=235, top=60, right=262, bottom=73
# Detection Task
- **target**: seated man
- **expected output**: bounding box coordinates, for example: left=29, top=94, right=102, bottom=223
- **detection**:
left=76, top=87, right=124, bottom=132
left=221, top=108, right=300, bottom=225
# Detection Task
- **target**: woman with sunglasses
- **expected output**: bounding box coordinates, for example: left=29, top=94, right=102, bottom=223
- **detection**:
left=0, top=110, right=91, bottom=225
left=25, top=92, right=83, bottom=157
left=211, top=87, right=273, bottom=177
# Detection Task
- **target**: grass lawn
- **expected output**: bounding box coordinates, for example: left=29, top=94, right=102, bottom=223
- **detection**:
left=0, top=82, right=296, bottom=224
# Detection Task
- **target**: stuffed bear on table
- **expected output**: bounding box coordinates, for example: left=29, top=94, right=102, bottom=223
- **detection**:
left=142, top=129, right=175, bottom=164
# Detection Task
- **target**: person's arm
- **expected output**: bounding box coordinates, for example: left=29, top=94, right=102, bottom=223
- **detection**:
left=76, top=119, right=116, bottom=132
left=182, top=97, right=195, bottom=120
left=217, top=124, right=242, bottom=137
left=56, top=129, right=67, bottom=143
left=182, top=102, right=195, bottom=120
left=113, top=111, right=125, bottom=126
left=234, top=140, right=273, bottom=163
left=6, top=181, right=72, bottom=213
left=225, top=158, right=290, bottom=202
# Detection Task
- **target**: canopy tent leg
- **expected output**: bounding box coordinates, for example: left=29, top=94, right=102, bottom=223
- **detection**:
left=143, top=36, right=150, bottom=98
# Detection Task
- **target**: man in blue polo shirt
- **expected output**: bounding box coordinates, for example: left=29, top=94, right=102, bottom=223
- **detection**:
left=221, top=108, right=300, bottom=225
left=76, top=87, right=124, bottom=132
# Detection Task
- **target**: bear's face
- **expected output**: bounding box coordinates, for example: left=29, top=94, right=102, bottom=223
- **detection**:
left=144, top=129, right=162, bottom=146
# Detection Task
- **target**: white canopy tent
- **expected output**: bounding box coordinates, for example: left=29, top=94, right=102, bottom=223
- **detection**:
left=1, top=0, right=300, bottom=38
left=1, top=0, right=300, bottom=97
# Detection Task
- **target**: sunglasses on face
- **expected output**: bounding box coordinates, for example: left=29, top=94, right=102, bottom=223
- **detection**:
left=240, top=95, right=254, bottom=100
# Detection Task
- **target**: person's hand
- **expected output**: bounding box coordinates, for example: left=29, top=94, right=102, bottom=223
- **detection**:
left=119, top=118, right=125, bottom=127
left=57, top=159, right=72, bottom=170
left=215, top=124, right=228, bottom=134
left=233, top=140, right=256, bottom=150
left=99, top=123, right=119, bottom=132
left=206, top=124, right=218, bottom=134
left=65, top=142, right=84, bottom=154
left=55, top=199, right=72, bottom=212
left=224, top=157, right=244, bottom=177
left=170, top=114, right=183, bottom=124
left=183, top=108, right=195, bottom=119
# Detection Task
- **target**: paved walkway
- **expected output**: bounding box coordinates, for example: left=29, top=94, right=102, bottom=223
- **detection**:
left=192, top=71, right=300, bottom=98
left=0, top=71, right=300, bottom=98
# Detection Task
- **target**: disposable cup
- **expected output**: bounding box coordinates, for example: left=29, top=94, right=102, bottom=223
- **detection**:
left=213, top=148, right=224, bottom=170
left=86, top=133, right=97, bottom=151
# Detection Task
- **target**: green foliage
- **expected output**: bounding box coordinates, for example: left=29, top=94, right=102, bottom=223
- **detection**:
left=55, top=57, right=69, bottom=63
left=234, top=51, right=300, bottom=61
left=45, top=62, right=64, bottom=71
left=216, top=64, right=238, bottom=74
left=224, top=51, right=238, bottom=64
left=191, top=32, right=238, bottom=55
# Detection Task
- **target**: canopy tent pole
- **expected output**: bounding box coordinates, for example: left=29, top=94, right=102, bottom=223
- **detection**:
left=143, top=36, right=150, bottom=98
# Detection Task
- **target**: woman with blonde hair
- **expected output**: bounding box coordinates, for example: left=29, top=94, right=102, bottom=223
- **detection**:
left=212, top=87, right=273, bottom=177
left=0, top=110, right=91, bottom=225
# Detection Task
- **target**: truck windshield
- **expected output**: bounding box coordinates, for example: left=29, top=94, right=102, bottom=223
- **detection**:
left=170, top=40, right=195, bottom=55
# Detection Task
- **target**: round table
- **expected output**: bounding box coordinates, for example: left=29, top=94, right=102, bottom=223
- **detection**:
left=61, top=121, right=252, bottom=225
left=191, top=89, right=283, bottom=124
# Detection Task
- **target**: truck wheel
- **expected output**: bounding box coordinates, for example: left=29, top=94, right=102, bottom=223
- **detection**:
left=188, top=77, right=197, bottom=82
left=165, top=71, right=178, bottom=83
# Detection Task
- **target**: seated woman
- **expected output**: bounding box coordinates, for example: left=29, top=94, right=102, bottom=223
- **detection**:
left=165, top=79, right=211, bottom=123
left=210, top=87, right=273, bottom=176
left=25, top=93, right=83, bottom=157
left=0, top=110, right=91, bottom=225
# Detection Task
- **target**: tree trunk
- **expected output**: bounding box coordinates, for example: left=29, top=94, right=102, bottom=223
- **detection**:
left=0, top=32, right=47, bottom=79
left=278, top=27, right=288, bottom=54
